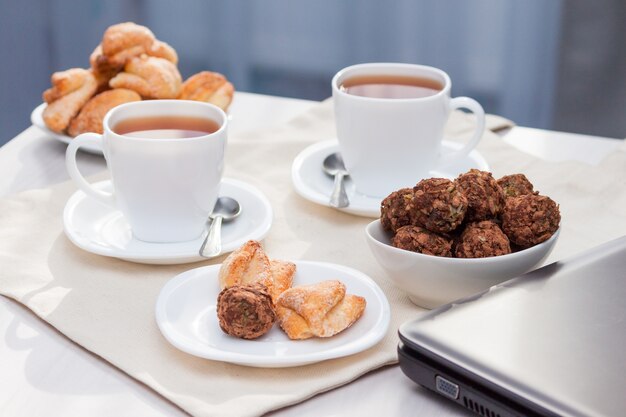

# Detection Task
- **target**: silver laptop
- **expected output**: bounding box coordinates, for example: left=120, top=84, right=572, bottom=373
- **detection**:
left=398, top=236, right=626, bottom=417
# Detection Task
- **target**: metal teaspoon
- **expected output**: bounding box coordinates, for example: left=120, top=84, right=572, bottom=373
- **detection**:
left=199, top=197, right=242, bottom=258
left=323, top=152, right=350, bottom=208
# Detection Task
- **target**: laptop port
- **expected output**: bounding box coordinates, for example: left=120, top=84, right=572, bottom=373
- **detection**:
left=435, top=375, right=459, bottom=400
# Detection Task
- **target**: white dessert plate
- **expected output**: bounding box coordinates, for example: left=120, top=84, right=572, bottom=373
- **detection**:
left=31, top=103, right=103, bottom=154
left=291, top=140, right=490, bottom=218
left=155, top=260, right=390, bottom=367
left=63, top=178, right=273, bottom=264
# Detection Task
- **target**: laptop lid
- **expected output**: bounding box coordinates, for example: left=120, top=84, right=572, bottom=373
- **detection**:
left=399, top=236, right=626, bottom=417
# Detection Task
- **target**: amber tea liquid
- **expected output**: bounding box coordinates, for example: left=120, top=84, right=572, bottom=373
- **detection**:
left=113, top=116, right=220, bottom=139
left=340, top=74, right=444, bottom=99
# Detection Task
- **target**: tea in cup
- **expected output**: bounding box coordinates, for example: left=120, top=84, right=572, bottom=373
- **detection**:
left=66, top=100, right=227, bottom=243
left=332, top=63, right=485, bottom=197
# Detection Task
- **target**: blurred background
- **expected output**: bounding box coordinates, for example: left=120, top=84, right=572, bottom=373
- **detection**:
left=0, top=0, right=624, bottom=145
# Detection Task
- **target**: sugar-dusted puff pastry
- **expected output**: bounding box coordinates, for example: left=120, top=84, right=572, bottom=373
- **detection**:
left=91, top=24, right=178, bottom=91
left=269, top=260, right=296, bottom=303
left=42, top=68, right=97, bottom=133
left=147, top=40, right=178, bottom=64
left=218, top=241, right=296, bottom=304
left=109, top=55, right=182, bottom=99
left=101, top=22, right=155, bottom=68
left=68, top=88, right=141, bottom=136
left=89, top=44, right=120, bottom=91
left=179, top=71, right=234, bottom=111
left=276, top=280, right=366, bottom=340
left=218, top=240, right=273, bottom=290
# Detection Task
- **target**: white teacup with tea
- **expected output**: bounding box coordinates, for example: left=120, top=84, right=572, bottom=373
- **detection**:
left=66, top=100, right=227, bottom=243
left=332, top=63, right=485, bottom=197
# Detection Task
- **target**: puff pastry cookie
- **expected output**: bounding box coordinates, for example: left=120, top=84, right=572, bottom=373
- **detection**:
left=218, top=241, right=296, bottom=303
left=179, top=71, right=234, bottom=111
left=89, top=44, right=120, bottom=91
left=218, top=240, right=273, bottom=290
left=101, top=22, right=155, bottom=68
left=68, top=88, right=141, bottom=136
left=269, top=259, right=296, bottom=303
left=147, top=40, right=178, bottom=64
left=109, top=56, right=182, bottom=99
left=42, top=68, right=97, bottom=133
left=276, top=280, right=366, bottom=340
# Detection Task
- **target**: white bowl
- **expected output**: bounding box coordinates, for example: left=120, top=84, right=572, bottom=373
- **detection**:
left=365, top=220, right=560, bottom=309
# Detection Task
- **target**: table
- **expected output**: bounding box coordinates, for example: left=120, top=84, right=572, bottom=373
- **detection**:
left=0, top=92, right=621, bottom=417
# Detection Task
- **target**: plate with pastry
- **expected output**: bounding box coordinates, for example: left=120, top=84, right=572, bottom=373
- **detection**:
left=31, top=22, right=234, bottom=155
left=155, top=240, right=390, bottom=367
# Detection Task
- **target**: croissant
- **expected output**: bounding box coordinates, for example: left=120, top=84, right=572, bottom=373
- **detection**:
left=42, top=68, right=97, bottom=133
left=68, top=88, right=141, bottom=136
left=179, top=71, right=234, bottom=111
left=276, top=280, right=366, bottom=340
left=101, top=22, right=155, bottom=68
left=109, top=56, right=182, bottom=99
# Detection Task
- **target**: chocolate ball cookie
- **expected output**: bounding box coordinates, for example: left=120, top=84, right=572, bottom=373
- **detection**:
left=501, top=194, right=560, bottom=248
left=413, top=178, right=467, bottom=234
left=456, top=169, right=506, bottom=221
left=455, top=220, right=511, bottom=258
left=217, top=283, right=276, bottom=339
left=497, top=173, right=536, bottom=199
left=392, top=225, right=453, bottom=257
left=380, top=188, right=417, bottom=232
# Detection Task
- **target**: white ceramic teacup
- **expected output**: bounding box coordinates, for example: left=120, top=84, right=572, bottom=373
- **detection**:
left=66, top=100, right=227, bottom=243
left=332, top=63, right=485, bottom=197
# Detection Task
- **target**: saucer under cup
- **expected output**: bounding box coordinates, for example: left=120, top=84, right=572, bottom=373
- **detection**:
left=291, top=140, right=489, bottom=217
left=63, top=178, right=272, bottom=264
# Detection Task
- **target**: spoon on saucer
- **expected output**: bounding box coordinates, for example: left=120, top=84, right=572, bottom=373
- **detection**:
left=199, top=197, right=242, bottom=258
left=323, top=152, right=350, bottom=208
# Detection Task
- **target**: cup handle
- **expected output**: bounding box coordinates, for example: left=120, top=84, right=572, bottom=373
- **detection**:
left=437, top=96, right=485, bottom=167
left=65, top=133, right=115, bottom=207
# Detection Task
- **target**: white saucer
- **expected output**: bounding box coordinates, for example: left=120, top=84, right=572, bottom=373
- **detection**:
left=63, top=178, right=273, bottom=264
left=31, top=103, right=103, bottom=154
left=155, top=261, right=390, bottom=367
left=291, top=140, right=490, bottom=217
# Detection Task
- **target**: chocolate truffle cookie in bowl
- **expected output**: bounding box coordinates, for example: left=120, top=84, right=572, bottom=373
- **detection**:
left=366, top=169, right=561, bottom=308
left=365, top=219, right=559, bottom=308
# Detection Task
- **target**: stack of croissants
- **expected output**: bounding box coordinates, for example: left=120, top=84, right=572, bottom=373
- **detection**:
left=41, top=22, right=234, bottom=136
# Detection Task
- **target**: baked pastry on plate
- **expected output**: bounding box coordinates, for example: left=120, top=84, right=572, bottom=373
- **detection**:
left=276, top=280, right=366, bottom=340
left=42, top=68, right=97, bottom=133
left=68, top=88, right=141, bottom=136
left=179, top=71, right=234, bottom=111
left=109, top=55, right=182, bottom=99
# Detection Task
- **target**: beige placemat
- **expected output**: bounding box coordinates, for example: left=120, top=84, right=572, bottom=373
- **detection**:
left=0, top=100, right=625, bottom=417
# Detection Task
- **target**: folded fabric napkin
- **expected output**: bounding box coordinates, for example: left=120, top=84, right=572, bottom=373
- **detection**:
left=0, top=100, right=624, bottom=417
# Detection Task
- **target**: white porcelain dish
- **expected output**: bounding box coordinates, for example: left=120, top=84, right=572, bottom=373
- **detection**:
left=31, top=103, right=103, bottom=154
left=291, top=140, right=489, bottom=217
left=155, top=261, right=390, bottom=367
left=365, top=219, right=560, bottom=309
left=63, top=178, right=273, bottom=264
